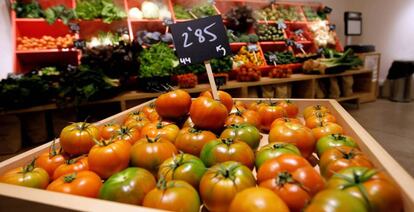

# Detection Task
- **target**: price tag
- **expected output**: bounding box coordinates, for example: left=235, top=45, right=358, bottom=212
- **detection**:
left=74, top=39, right=86, bottom=49
left=329, top=24, right=336, bottom=31
left=277, top=19, right=287, bottom=30
left=247, top=44, right=258, bottom=52
left=285, top=39, right=294, bottom=46
left=207, top=0, right=216, bottom=5
left=323, top=6, right=333, bottom=14
left=269, top=54, right=278, bottom=63
left=170, top=15, right=231, bottom=65
left=69, top=23, right=80, bottom=33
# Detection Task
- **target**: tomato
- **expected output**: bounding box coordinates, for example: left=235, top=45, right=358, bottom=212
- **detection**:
left=155, top=89, right=192, bottom=119
left=316, top=134, right=358, bottom=157
left=220, top=123, right=262, bottom=150
left=0, top=160, right=49, bottom=189
left=270, top=117, right=302, bottom=129
left=225, top=109, right=260, bottom=128
left=143, top=180, right=200, bottom=212
left=319, top=146, right=374, bottom=179
left=255, top=142, right=301, bottom=169
left=59, top=122, right=100, bottom=155
left=305, top=112, right=337, bottom=129
left=174, top=127, right=216, bottom=156
left=53, top=156, right=89, bottom=180
left=257, top=154, right=325, bottom=212
left=312, top=122, right=344, bottom=140
left=199, top=161, right=256, bottom=212
left=200, top=138, right=255, bottom=169
left=158, top=153, right=206, bottom=188
left=88, top=139, right=131, bottom=179
left=247, top=100, right=266, bottom=111
left=130, top=136, right=177, bottom=175
left=268, top=122, right=315, bottom=158
left=99, top=167, right=156, bottom=205
left=232, top=100, right=247, bottom=112
left=200, top=90, right=233, bottom=113
left=125, top=111, right=146, bottom=122
left=327, top=167, right=402, bottom=212
left=278, top=100, right=299, bottom=118
left=305, top=189, right=368, bottom=212
left=47, top=171, right=102, bottom=198
left=99, top=123, right=121, bottom=140
left=113, top=126, right=141, bottom=145
left=140, top=121, right=179, bottom=142
left=141, top=102, right=156, bottom=118
left=229, top=187, right=289, bottom=212
left=303, top=104, right=330, bottom=119
left=35, top=140, right=66, bottom=178
left=257, top=102, right=286, bottom=132
left=189, top=96, right=228, bottom=131
left=123, top=116, right=150, bottom=132
left=182, top=116, right=195, bottom=128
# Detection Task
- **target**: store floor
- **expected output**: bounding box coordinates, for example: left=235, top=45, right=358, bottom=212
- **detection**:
left=1, top=99, right=413, bottom=176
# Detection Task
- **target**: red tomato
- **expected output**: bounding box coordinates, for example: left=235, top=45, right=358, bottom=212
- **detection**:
left=59, top=122, right=100, bottom=155
left=35, top=141, right=66, bottom=178
left=278, top=100, right=299, bottom=118
left=258, top=154, right=325, bottom=212
left=47, top=171, right=102, bottom=198
left=270, top=117, right=303, bottom=129
left=53, top=156, right=89, bottom=180
left=143, top=180, right=200, bottom=212
left=114, top=126, right=141, bottom=145
left=0, top=160, right=49, bottom=189
left=99, top=123, right=121, bottom=140
left=130, top=136, right=177, bottom=175
left=140, top=121, right=180, bottom=142
left=258, top=102, right=286, bottom=132
left=229, top=187, right=289, bottom=212
left=225, top=109, right=260, bottom=128
left=312, top=122, right=344, bottom=140
left=189, top=96, right=228, bottom=131
left=155, top=89, right=192, bottom=119
left=319, top=146, right=374, bottom=179
left=305, top=112, right=337, bottom=129
left=88, top=139, right=131, bottom=179
left=200, top=90, right=233, bottom=113
left=268, top=122, right=315, bottom=158
left=199, top=161, right=256, bottom=212
left=174, top=127, right=216, bottom=156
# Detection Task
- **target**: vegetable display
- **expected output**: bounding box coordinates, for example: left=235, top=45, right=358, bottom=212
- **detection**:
left=75, top=0, right=126, bottom=23
left=17, top=34, right=75, bottom=51
left=174, top=4, right=216, bottom=19
left=226, top=5, right=255, bottom=33
left=303, top=49, right=363, bottom=74
left=0, top=94, right=404, bottom=211
left=138, top=43, right=178, bottom=78
left=256, top=24, right=285, bottom=41
left=233, top=46, right=265, bottom=67
left=256, top=5, right=304, bottom=21
left=264, top=51, right=298, bottom=65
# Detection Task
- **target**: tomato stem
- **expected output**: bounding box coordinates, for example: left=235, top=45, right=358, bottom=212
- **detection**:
left=221, top=138, right=234, bottom=146
left=276, top=171, right=294, bottom=186
left=273, top=143, right=287, bottom=149
left=23, top=158, right=36, bottom=173
left=64, top=173, right=77, bottom=183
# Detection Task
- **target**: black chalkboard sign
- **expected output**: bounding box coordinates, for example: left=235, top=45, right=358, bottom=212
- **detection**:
left=170, top=15, right=231, bottom=65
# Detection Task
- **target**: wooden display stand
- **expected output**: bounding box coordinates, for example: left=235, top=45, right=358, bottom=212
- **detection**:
left=0, top=98, right=413, bottom=211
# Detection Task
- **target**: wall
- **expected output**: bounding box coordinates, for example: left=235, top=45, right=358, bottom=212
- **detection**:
left=0, top=1, right=12, bottom=79
left=350, top=0, right=414, bottom=83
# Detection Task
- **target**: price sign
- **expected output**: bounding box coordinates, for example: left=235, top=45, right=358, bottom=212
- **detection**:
left=171, top=15, right=231, bottom=65
left=277, top=19, right=287, bottom=30
left=294, top=29, right=304, bottom=36
left=163, top=18, right=174, bottom=26
left=69, top=23, right=80, bottom=33
left=247, top=44, right=258, bottom=52
left=269, top=54, right=278, bottom=63
left=323, top=6, right=333, bottom=14
left=285, top=39, right=294, bottom=46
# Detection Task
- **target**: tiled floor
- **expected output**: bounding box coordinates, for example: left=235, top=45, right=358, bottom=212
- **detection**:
left=1, top=99, right=413, bottom=177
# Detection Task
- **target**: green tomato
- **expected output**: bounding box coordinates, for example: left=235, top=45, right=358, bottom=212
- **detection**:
left=158, top=153, right=206, bottom=189
left=220, top=124, right=262, bottom=150
left=316, top=134, right=358, bottom=157
left=99, top=167, right=156, bottom=205
left=305, top=189, right=367, bottom=212
left=255, top=142, right=301, bottom=169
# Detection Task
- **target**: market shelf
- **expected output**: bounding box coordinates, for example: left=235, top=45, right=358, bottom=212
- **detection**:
left=16, top=49, right=78, bottom=54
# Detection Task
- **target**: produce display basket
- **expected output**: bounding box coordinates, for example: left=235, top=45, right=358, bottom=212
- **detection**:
left=0, top=98, right=413, bottom=211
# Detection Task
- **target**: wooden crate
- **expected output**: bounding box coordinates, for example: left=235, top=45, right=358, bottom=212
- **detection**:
left=0, top=99, right=413, bottom=211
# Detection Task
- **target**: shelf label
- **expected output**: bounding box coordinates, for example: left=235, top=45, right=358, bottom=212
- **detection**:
left=269, top=54, right=278, bottom=63
left=285, top=39, right=294, bottom=46
left=294, top=29, right=304, bottom=36
left=163, top=18, right=174, bottom=26
left=277, top=20, right=287, bottom=30
left=74, top=39, right=86, bottom=49
left=69, top=23, right=80, bottom=33
left=247, top=44, right=258, bottom=52
left=170, top=15, right=231, bottom=65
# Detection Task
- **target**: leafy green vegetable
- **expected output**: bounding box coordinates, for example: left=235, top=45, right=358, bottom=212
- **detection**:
left=138, top=43, right=178, bottom=78
left=44, top=5, right=76, bottom=25
left=75, top=0, right=126, bottom=23
left=173, top=56, right=233, bottom=75
left=12, top=0, right=43, bottom=18
left=303, top=49, right=362, bottom=74
left=264, top=51, right=298, bottom=65
left=174, top=4, right=216, bottom=19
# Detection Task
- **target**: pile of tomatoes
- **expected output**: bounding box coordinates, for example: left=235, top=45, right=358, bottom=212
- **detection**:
left=268, top=67, right=293, bottom=78
left=0, top=89, right=403, bottom=212
left=177, top=73, right=198, bottom=88
left=17, top=34, right=75, bottom=51
left=236, top=65, right=261, bottom=82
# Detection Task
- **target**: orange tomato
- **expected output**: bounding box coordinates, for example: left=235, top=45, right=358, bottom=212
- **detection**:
left=271, top=117, right=303, bottom=129
left=59, top=122, right=100, bottom=155
left=113, top=126, right=141, bottom=145
left=189, top=96, right=228, bottom=131
left=155, top=89, right=192, bottom=119
left=312, top=122, right=344, bottom=140
left=174, top=127, right=217, bottom=155
left=53, top=156, right=89, bottom=180
left=140, top=121, right=180, bottom=142
left=200, top=90, right=233, bottom=113
left=88, top=139, right=131, bottom=179
left=303, top=104, right=330, bottom=119
left=225, top=109, right=260, bottom=128
left=99, top=123, right=121, bottom=140
left=35, top=140, right=66, bottom=178
left=258, top=102, right=286, bottom=132
left=229, top=187, right=289, bottom=212
left=47, top=171, right=102, bottom=198
left=278, top=100, right=299, bottom=118
left=305, top=112, right=337, bottom=129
